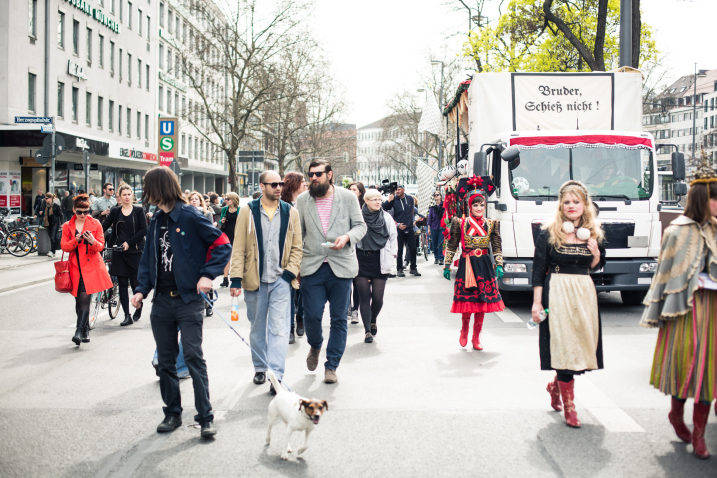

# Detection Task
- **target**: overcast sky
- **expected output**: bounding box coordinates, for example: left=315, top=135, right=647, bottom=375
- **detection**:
left=310, top=0, right=717, bottom=128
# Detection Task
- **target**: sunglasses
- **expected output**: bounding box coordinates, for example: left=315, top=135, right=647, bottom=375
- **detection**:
left=75, top=209, right=91, bottom=216
left=262, top=182, right=284, bottom=188
left=307, top=171, right=325, bottom=178
left=106, top=188, right=114, bottom=191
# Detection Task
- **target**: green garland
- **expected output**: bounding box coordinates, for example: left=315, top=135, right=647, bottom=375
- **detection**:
left=442, top=82, right=471, bottom=117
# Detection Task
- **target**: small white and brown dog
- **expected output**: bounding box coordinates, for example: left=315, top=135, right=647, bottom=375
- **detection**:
left=265, top=371, right=328, bottom=460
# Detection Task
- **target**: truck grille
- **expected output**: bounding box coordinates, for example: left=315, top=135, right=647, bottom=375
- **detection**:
left=531, top=222, right=636, bottom=249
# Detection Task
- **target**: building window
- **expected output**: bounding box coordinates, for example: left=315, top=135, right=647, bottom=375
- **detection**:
left=138, top=59, right=141, bottom=86
left=119, top=0, right=123, bottom=23
left=97, top=96, right=103, bottom=128
left=159, top=44, right=164, bottom=69
left=109, top=41, right=115, bottom=74
left=138, top=9, right=142, bottom=36
left=146, top=16, right=150, bottom=40
left=168, top=9, right=173, bottom=33
left=127, top=2, right=132, bottom=29
left=85, top=92, right=91, bottom=126
left=127, top=53, right=132, bottom=85
left=194, top=138, right=198, bottom=159
left=181, top=133, right=186, bottom=155
left=167, top=49, right=172, bottom=72
left=158, top=85, right=163, bottom=110
left=27, top=73, right=36, bottom=112
left=182, top=22, right=187, bottom=44
left=119, top=48, right=123, bottom=80
left=72, top=20, right=79, bottom=55
left=57, top=82, right=64, bottom=118
left=145, top=64, right=150, bottom=90
left=136, top=111, right=140, bottom=138
left=174, top=93, right=178, bottom=116
left=98, top=35, right=104, bottom=67
left=86, top=28, right=92, bottom=63
left=109, top=100, right=114, bottom=131
left=71, top=87, right=78, bottom=121
left=110, top=0, right=114, bottom=14
left=29, top=0, right=37, bottom=37
left=182, top=96, right=186, bottom=117
left=159, top=2, right=164, bottom=28
left=127, top=108, right=131, bottom=137
left=57, top=12, right=65, bottom=48
left=175, top=15, right=180, bottom=37
left=118, top=105, right=122, bottom=134
left=145, top=114, right=149, bottom=140
left=188, top=135, right=192, bottom=158
left=167, top=88, right=172, bottom=113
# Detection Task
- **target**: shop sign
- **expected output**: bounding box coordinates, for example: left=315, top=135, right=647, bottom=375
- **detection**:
left=22, top=157, right=44, bottom=167
left=63, top=0, right=120, bottom=34
left=158, top=118, right=178, bottom=168
left=158, top=71, right=186, bottom=93
left=119, top=148, right=157, bottom=162
left=68, top=60, right=87, bottom=81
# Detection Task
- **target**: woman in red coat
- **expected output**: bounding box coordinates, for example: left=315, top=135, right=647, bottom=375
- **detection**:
left=61, top=194, right=113, bottom=345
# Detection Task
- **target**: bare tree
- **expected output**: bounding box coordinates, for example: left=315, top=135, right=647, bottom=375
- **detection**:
left=178, top=0, right=311, bottom=192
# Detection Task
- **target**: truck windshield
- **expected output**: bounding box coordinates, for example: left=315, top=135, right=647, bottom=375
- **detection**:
left=508, top=146, right=653, bottom=200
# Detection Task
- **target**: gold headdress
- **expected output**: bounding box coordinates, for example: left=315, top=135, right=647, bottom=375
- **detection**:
left=558, top=180, right=591, bottom=202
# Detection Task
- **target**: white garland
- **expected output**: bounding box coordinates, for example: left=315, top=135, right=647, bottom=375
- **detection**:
left=517, top=143, right=650, bottom=151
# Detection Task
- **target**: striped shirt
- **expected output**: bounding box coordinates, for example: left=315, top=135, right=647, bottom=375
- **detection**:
left=316, top=196, right=333, bottom=236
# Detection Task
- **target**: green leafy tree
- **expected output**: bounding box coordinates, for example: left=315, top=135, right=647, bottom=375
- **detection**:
left=464, top=0, right=657, bottom=73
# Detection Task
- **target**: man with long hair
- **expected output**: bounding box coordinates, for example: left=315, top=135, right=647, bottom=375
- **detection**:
left=132, top=167, right=231, bottom=439
left=296, top=160, right=366, bottom=383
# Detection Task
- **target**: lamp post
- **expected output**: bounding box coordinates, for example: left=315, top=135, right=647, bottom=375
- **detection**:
left=431, top=60, right=444, bottom=170
left=692, top=64, right=708, bottom=166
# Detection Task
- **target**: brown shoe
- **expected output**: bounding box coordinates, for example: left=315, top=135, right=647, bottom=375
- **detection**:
left=306, top=347, right=321, bottom=371
left=324, top=369, right=337, bottom=383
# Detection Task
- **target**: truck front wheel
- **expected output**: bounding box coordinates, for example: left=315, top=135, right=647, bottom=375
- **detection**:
left=620, top=290, right=646, bottom=306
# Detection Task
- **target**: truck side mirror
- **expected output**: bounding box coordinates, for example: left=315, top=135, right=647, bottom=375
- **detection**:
left=671, top=152, right=686, bottom=181
left=674, top=182, right=688, bottom=196
left=501, top=145, right=520, bottom=162
left=508, top=158, right=521, bottom=170
left=473, top=152, right=486, bottom=176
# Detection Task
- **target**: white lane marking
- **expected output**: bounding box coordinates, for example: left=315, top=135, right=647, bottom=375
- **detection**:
left=578, top=378, right=645, bottom=433
left=0, top=279, right=54, bottom=296
left=495, top=307, right=524, bottom=323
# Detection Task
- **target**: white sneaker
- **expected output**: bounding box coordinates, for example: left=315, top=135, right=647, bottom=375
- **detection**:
left=47, top=252, right=54, bottom=258
left=351, top=310, right=359, bottom=324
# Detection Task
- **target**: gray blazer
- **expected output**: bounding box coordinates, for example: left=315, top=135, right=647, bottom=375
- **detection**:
left=296, top=187, right=367, bottom=278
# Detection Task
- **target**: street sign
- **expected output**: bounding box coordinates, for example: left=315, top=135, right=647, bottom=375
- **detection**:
left=237, top=150, right=264, bottom=163
left=42, top=133, right=65, bottom=156
left=34, top=149, right=50, bottom=165
left=72, top=163, right=98, bottom=171
left=158, top=118, right=178, bottom=168
left=40, top=125, right=53, bottom=133
left=15, top=116, right=52, bottom=124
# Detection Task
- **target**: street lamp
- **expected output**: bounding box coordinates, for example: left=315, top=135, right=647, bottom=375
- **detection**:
left=431, top=60, right=444, bottom=170
left=692, top=64, right=708, bottom=165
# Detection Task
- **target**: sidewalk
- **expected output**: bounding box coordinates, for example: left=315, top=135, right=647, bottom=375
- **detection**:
left=0, top=253, right=58, bottom=293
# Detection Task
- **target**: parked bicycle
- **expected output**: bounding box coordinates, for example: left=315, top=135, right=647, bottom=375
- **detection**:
left=0, top=210, right=33, bottom=257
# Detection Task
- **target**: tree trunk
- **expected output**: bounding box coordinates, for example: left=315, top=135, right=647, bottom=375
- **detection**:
left=228, top=155, right=238, bottom=193
left=592, top=0, right=608, bottom=71
left=543, top=0, right=607, bottom=72
left=631, top=0, right=641, bottom=69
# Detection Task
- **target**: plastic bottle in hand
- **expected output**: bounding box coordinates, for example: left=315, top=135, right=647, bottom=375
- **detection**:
left=528, top=308, right=548, bottom=330
left=231, top=296, right=240, bottom=321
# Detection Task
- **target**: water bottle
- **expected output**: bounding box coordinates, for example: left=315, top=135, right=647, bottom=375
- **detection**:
left=231, top=296, right=240, bottom=321
left=527, top=308, right=548, bottom=330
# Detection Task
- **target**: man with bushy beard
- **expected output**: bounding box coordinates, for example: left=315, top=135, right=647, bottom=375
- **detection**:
left=296, top=159, right=366, bottom=384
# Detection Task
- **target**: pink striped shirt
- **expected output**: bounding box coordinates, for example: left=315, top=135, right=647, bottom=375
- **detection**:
left=315, top=196, right=334, bottom=236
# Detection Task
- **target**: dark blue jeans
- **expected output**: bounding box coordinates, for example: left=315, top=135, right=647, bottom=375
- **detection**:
left=150, top=293, right=213, bottom=424
left=430, top=228, right=445, bottom=261
left=300, top=263, right=351, bottom=370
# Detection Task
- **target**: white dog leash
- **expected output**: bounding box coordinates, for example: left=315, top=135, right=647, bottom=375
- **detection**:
left=200, top=291, right=293, bottom=393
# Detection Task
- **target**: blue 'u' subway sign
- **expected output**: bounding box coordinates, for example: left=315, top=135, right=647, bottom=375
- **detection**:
left=160, top=121, right=174, bottom=136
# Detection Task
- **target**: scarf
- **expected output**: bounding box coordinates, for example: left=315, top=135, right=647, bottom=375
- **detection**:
left=466, top=215, right=486, bottom=237
left=43, top=204, right=52, bottom=227
left=358, top=203, right=389, bottom=251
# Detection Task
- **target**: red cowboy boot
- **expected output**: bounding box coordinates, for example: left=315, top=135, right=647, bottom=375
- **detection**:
left=546, top=374, right=563, bottom=412
left=692, top=402, right=711, bottom=459
left=558, top=380, right=581, bottom=428
left=472, top=313, right=484, bottom=350
left=459, top=315, right=470, bottom=348
left=668, top=397, right=692, bottom=443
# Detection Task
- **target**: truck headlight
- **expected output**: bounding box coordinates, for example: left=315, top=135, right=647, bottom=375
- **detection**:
left=639, top=262, right=657, bottom=273
left=502, top=278, right=513, bottom=284
left=504, top=264, right=527, bottom=273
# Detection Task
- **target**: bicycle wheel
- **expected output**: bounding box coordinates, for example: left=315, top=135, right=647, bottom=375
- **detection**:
left=422, top=232, right=428, bottom=260
left=6, top=230, right=33, bottom=257
left=89, top=293, right=101, bottom=329
left=27, top=229, right=38, bottom=252
left=108, top=284, right=121, bottom=320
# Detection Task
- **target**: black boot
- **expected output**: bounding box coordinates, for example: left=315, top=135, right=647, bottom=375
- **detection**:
left=79, top=311, right=90, bottom=343
left=220, top=276, right=229, bottom=288
left=132, top=305, right=142, bottom=321
left=289, top=326, right=296, bottom=344
left=296, top=318, right=304, bottom=336
left=72, top=313, right=83, bottom=345
left=120, top=313, right=134, bottom=326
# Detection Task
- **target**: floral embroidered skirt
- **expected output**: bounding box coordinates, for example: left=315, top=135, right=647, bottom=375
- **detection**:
left=649, top=289, right=717, bottom=402
left=450, top=253, right=504, bottom=314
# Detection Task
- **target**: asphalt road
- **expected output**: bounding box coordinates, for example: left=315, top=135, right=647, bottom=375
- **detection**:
left=0, top=260, right=715, bottom=477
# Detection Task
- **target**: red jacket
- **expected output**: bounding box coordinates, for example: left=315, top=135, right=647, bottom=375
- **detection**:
left=61, top=216, right=113, bottom=297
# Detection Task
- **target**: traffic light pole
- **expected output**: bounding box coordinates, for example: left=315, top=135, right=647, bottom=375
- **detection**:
left=50, top=116, right=56, bottom=195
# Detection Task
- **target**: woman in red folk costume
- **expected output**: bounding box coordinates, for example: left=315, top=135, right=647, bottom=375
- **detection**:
left=443, top=190, right=504, bottom=350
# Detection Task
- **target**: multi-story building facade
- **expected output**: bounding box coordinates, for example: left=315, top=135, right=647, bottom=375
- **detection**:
left=643, top=69, right=717, bottom=200
left=0, top=0, right=158, bottom=215
left=155, top=0, right=227, bottom=194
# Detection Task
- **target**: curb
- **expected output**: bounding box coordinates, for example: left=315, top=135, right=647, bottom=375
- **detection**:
left=0, top=276, right=55, bottom=294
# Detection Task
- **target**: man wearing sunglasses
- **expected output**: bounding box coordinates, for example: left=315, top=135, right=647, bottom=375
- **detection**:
left=91, top=182, right=117, bottom=218
left=296, top=159, right=367, bottom=384
left=229, top=170, right=302, bottom=393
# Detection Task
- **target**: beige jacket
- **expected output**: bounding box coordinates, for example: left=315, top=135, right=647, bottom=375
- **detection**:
left=229, top=198, right=303, bottom=291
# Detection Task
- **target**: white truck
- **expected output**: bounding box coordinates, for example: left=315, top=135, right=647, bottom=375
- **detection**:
left=464, top=72, right=660, bottom=305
